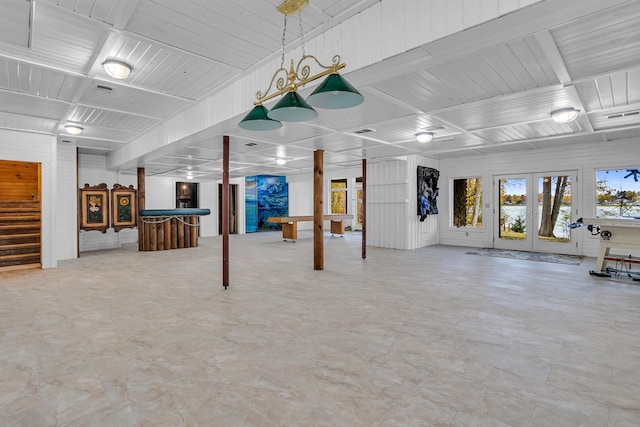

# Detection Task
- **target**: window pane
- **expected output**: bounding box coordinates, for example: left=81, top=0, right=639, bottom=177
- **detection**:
left=596, top=168, right=640, bottom=217
left=331, top=179, right=347, bottom=189
left=452, top=178, right=482, bottom=228
left=331, top=191, right=347, bottom=214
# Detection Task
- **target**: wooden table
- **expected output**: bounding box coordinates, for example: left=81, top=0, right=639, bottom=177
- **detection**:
left=267, top=214, right=354, bottom=241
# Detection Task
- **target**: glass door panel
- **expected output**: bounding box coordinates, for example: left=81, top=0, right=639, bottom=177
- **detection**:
left=495, top=176, right=531, bottom=250
left=533, top=172, right=578, bottom=254
left=494, top=171, right=578, bottom=254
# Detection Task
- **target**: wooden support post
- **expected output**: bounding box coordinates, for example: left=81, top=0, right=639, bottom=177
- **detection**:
left=362, top=158, right=367, bottom=260
left=314, top=150, right=324, bottom=271
left=222, top=135, right=230, bottom=289
left=137, top=168, right=145, bottom=251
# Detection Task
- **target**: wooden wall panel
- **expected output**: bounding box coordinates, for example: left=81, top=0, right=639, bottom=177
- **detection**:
left=0, top=160, right=40, bottom=201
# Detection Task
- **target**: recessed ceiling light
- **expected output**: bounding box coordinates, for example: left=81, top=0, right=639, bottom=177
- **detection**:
left=276, top=158, right=287, bottom=165
left=64, top=124, right=83, bottom=135
left=551, top=108, right=579, bottom=123
left=102, top=60, right=132, bottom=79
left=415, top=131, right=433, bottom=143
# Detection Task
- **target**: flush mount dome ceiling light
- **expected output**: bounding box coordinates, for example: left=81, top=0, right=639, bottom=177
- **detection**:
left=64, top=124, right=83, bottom=135
left=551, top=108, right=579, bottom=123
left=102, top=59, right=132, bottom=79
left=415, top=131, right=433, bottom=143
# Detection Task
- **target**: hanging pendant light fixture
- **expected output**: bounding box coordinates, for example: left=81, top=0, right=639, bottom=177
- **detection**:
left=238, top=0, right=363, bottom=131
left=238, top=105, right=283, bottom=131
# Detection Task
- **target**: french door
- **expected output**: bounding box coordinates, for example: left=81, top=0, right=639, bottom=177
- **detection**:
left=494, top=171, right=578, bottom=254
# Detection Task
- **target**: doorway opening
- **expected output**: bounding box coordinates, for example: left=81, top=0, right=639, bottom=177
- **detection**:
left=176, top=182, right=198, bottom=208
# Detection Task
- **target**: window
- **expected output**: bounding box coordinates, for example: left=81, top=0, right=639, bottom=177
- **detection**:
left=596, top=168, right=640, bottom=217
left=331, top=179, right=347, bottom=214
left=452, top=177, right=482, bottom=227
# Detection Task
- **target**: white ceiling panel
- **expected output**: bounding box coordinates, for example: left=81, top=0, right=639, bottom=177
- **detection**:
left=74, top=138, right=125, bottom=152
left=0, top=59, right=84, bottom=101
left=434, top=85, right=573, bottom=131
left=33, top=3, right=110, bottom=75
left=589, top=109, right=640, bottom=131
left=0, top=0, right=31, bottom=48
left=473, top=120, right=583, bottom=143
left=0, top=111, right=58, bottom=134
left=288, top=133, right=374, bottom=152
left=396, top=135, right=486, bottom=154
left=231, top=122, right=332, bottom=145
left=126, top=0, right=281, bottom=69
left=308, top=88, right=416, bottom=132
left=78, top=81, right=191, bottom=118
left=577, top=69, right=640, bottom=112
left=103, top=33, right=240, bottom=100
left=62, top=124, right=139, bottom=143
left=69, top=106, right=158, bottom=133
left=553, top=2, right=640, bottom=80
left=0, top=90, right=69, bottom=120
left=39, top=0, right=129, bottom=25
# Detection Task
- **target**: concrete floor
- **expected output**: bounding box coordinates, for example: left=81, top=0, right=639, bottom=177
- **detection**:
left=1, top=231, right=639, bottom=426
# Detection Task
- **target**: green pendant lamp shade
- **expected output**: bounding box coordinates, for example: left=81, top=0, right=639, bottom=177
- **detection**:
left=306, top=73, right=364, bottom=109
left=268, top=91, right=318, bottom=122
left=238, top=105, right=283, bottom=131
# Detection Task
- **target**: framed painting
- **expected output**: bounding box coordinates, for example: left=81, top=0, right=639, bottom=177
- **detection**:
left=417, top=166, right=440, bottom=222
left=111, top=184, right=137, bottom=232
left=79, top=183, right=109, bottom=233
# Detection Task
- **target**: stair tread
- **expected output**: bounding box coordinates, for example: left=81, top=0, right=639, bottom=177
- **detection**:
left=0, top=242, right=40, bottom=250
left=0, top=253, right=41, bottom=261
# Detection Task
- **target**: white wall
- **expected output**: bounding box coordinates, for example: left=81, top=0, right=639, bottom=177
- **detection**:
left=287, top=166, right=362, bottom=231
left=200, top=181, right=217, bottom=237
left=78, top=154, right=138, bottom=251
left=408, top=155, right=440, bottom=250
left=56, top=144, right=78, bottom=261
left=439, top=137, right=640, bottom=257
left=0, top=129, right=60, bottom=268
left=365, top=156, right=441, bottom=250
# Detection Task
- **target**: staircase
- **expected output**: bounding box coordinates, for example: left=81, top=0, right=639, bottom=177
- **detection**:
left=0, top=201, right=41, bottom=271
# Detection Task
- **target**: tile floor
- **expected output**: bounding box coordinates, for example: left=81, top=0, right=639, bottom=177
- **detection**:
left=1, top=231, right=639, bottom=426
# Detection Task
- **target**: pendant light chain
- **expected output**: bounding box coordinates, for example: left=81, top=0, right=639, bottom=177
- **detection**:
left=280, top=14, right=288, bottom=69
left=298, top=10, right=306, bottom=57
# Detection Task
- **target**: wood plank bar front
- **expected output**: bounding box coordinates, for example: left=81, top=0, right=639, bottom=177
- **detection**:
left=190, top=216, right=198, bottom=247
